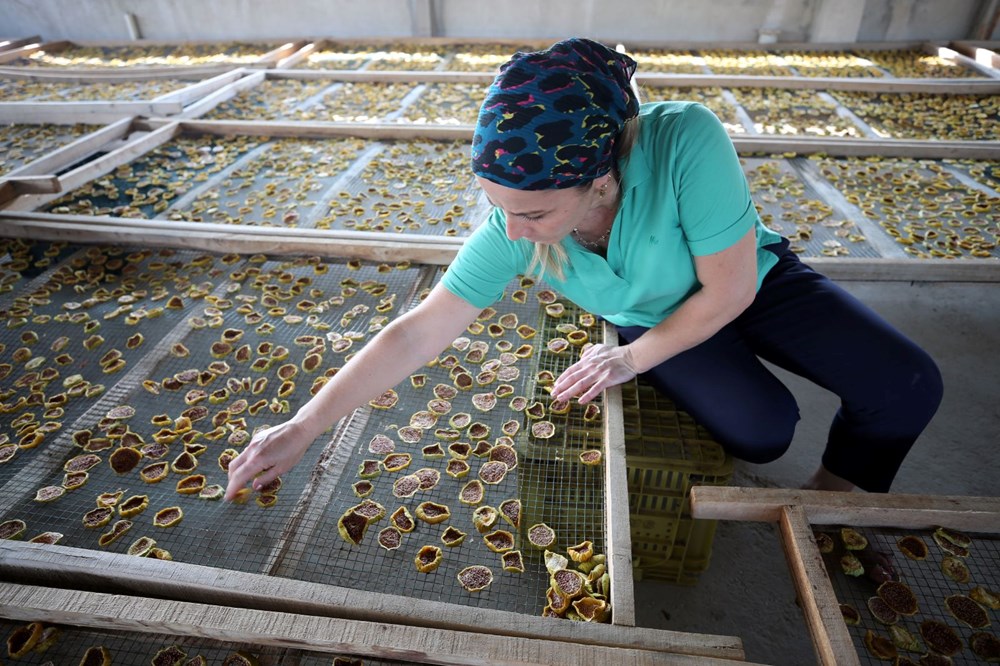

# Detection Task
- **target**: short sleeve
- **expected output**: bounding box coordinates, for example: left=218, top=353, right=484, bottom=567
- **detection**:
left=673, top=104, right=759, bottom=256
left=441, top=208, right=528, bottom=308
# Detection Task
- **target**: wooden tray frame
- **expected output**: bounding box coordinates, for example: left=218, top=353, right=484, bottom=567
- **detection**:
left=690, top=487, right=1000, bottom=666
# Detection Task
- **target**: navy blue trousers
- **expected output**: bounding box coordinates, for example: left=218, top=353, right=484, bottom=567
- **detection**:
left=617, top=241, right=943, bottom=493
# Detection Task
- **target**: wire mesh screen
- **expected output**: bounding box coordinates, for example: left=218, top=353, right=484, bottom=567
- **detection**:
left=817, top=526, right=1000, bottom=664
left=202, top=78, right=341, bottom=121
left=279, top=275, right=607, bottom=616
left=0, top=618, right=420, bottom=665
left=0, top=124, right=99, bottom=177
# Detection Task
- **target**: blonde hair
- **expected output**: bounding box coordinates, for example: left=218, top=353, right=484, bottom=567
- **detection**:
left=525, top=114, right=641, bottom=282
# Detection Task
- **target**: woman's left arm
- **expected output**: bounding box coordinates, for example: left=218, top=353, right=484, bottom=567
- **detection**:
left=551, top=225, right=758, bottom=403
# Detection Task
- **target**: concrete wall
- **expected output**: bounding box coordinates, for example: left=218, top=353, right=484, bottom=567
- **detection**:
left=1, top=0, right=997, bottom=44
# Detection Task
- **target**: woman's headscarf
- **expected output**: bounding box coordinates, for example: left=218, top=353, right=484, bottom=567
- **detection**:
left=471, top=38, right=639, bottom=190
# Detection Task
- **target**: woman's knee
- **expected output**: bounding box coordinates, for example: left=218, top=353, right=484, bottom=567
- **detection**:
left=708, top=398, right=800, bottom=465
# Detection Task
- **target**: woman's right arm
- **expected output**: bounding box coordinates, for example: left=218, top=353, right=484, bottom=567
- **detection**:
left=224, top=282, right=484, bottom=500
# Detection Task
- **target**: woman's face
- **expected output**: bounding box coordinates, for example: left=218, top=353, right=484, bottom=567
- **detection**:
left=476, top=176, right=602, bottom=244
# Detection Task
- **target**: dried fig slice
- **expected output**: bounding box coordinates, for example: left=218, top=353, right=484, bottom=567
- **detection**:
left=878, top=581, right=919, bottom=616
left=489, top=444, right=518, bottom=470
left=888, top=624, right=923, bottom=654
left=393, top=474, right=421, bottom=498
left=446, top=459, right=470, bottom=479
left=552, top=568, right=586, bottom=599
left=383, top=452, right=412, bottom=472
left=369, top=389, right=398, bottom=410
left=840, top=604, right=861, bottom=626
left=457, top=565, right=493, bottom=592
left=934, top=526, right=971, bottom=548
left=933, top=530, right=969, bottom=557
left=119, top=494, right=149, bottom=518
left=338, top=510, right=368, bottom=546
left=368, top=434, right=395, bottom=454
left=479, top=460, right=508, bottom=485
left=199, top=485, right=224, bottom=501
left=867, top=596, right=899, bottom=625
left=358, top=459, right=381, bottom=479
left=945, top=594, right=990, bottom=629
left=0, top=519, right=27, bottom=541
left=391, top=506, right=415, bottom=533
left=441, top=526, right=467, bottom=547
left=151, top=644, right=187, bottom=665
left=170, top=451, right=198, bottom=474
left=459, top=479, right=485, bottom=505
left=350, top=500, right=386, bottom=523
left=940, top=555, right=970, bottom=583
left=840, top=527, right=868, bottom=550
left=840, top=552, right=863, bottom=577
left=378, top=527, right=402, bottom=551
left=353, top=480, right=374, bottom=498
left=176, top=474, right=206, bottom=495
left=140, top=461, right=169, bottom=483
left=579, top=449, right=603, bottom=466
left=970, top=632, right=1000, bottom=662
left=6, top=621, right=42, bottom=657
left=154, top=506, right=183, bottom=528
left=414, top=467, right=440, bottom=491
left=582, top=403, right=601, bottom=422
left=528, top=523, right=556, bottom=549
left=83, top=507, right=114, bottom=529
left=863, top=630, right=898, bottom=661
left=415, top=545, right=443, bottom=573
left=98, top=520, right=133, bottom=547
left=473, top=505, right=500, bottom=533
left=502, top=550, right=525, bottom=573
left=109, top=446, right=143, bottom=474
left=567, top=540, right=595, bottom=563
left=573, top=596, right=609, bottom=622
left=919, top=620, right=962, bottom=656
left=398, top=426, right=423, bottom=444
left=33, top=485, right=65, bottom=502
left=448, top=412, right=472, bottom=429
left=530, top=421, right=555, bottom=439
left=28, top=531, right=64, bottom=545
left=0, top=443, right=17, bottom=464
left=471, top=392, right=497, bottom=412
left=448, top=442, right=472, bottom=459
left=897, top=535, right=929, bottom=560
left=421, top=443, right=445, bottom=459
left=105, top=405, right=136, bottom=420
left=499, top=499, right=522, bottom=529
left=415, top=501, right=450, bottom=524
left=64, top=453, right=102, bottom=473
left=483, top=529, right=515, bottom=553
left=970, top=586, right=1000, bottom=610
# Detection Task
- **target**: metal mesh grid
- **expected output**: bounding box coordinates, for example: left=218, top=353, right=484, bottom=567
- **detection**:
left=43, top=134, right=260, bottom=218
left=812, top=156, right=1000, bottom=259
left=317, top=140, right=479, bottom=237
left=639, top=86, right=747, bottom=134
left=0, top=123, right=98, bottom=177
left=279, top=276, right=607, bottom=617
left=0, top=619, right=420, bottom=665
left=831, top=92, right=999, bottom=141
left=743, top=156, right=883, bottom=258
left=731, top=88, right=867, bottom=138
left=401, top=83, right=490, bottom=125
left=854, top=49, right=985, bottom=78
left=1, top=246, right=424, bottom=576
left=164, top=137, right=369, bottom=228
left=818, top=526, right=1000, bottom=664
left=291, top=82, right=419, bottom=123
left=0, top=79, right=195, bottom=102
left=203, top=79, right=339, bottom=120
left=11, top=43, right=279, bottom=68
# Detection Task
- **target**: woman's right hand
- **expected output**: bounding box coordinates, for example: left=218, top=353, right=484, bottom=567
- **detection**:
left=224, top=418, right=315, bottom=501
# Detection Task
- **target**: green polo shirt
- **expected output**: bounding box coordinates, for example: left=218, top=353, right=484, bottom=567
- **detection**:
left=442, top=101, right=782, bottom=328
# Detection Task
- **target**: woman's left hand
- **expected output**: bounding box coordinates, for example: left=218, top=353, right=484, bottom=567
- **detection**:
left=551, top=343, right=638, bottom=404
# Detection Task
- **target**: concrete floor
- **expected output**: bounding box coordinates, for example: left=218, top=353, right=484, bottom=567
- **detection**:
left=632, top=278, right=1000, bottom=664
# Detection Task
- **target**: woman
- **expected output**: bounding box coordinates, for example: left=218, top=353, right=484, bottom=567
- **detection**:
left=226, top=38, right=942, bottom=499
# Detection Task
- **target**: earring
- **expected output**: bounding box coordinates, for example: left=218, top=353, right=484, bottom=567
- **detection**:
left=599, top=184, right=607, bottom=198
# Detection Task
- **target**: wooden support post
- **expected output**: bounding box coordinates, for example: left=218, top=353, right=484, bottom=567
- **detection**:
left=0, top=176, right=60, bottom=208
left=151, top=68, right=247, bottom=105
left=177, top=69, right=266, bottom=119
left=924, top=42, right=1000, bottom=79
left=636, top=73, right=1000, bottom=94
left=950, top=40, right=1000, bottom=72
left=2, top=116, right=135, bottom=178
left=0, top=543, right=748, bottom=661
left=0, top=584, right=754, bottom=666
left=0, top=100, right=183, bottom=124
left=601, top=321, right=637, bottom=627
left=0, top=63, right=238, bottom=81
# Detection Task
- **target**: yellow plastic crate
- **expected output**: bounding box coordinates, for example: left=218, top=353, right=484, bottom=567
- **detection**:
left=621, top=377, right=733, bottom=584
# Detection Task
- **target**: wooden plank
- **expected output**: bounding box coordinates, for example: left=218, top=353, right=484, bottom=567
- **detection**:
left=266, top=69, right=495, bottom=84
left=637, top=73, right=1000, bottom=94
left=0, top=36, right=41, bottom=53
left=151, top=68, right=247, bottom=105
left=276, top=41, right=318, bottom=69
left=177, top=69, right=267, bottom=119
left=924, top=42, right=1000, bottom=80
left=0, top=542, right=748, bottom=661
left=155, top=118, right=474, bottom=141
left=805, top=257, right=1000, bottom=283
left=690, top=486, right=1000, bottom=531
left=0, top=100, right=183, bottom=124
left=2, top=116, right=135, bottom=178
left=0, top=216, right=464, bottom=265
left=0, top=176, right=60, bottom=208
left=0, top=584, right=743, bottom=666
left=730, top=136, right=1000, bottom=160
left=951, top=40, right=1000, bottom=71
left=255, top=40, right=308, bottom=67
left=601, top=321, right=637, bottom=627
left=0, top=42, right=45, bottom=65
left=778, top=506, right=860, bottom=666
left=0, top=63, right=237, bottom=81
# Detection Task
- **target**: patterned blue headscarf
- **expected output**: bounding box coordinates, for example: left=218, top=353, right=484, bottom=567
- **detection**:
left=471, top=38, right=639, bottom=190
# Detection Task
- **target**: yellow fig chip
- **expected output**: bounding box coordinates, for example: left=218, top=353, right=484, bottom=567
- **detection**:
left=34, top=485, right=65, bottom=502
left=391, top=506, right=416, bottom=533
left=483, top=529, right=515, bottom=552
left=378, top=526, right=402, bottom=551
left=153, top=506, right=183, bottom=528
left=119, top=494, right=149, bottom=518
left=82, top=507, right=114, bottom=529
left=98, top=520, right=133, bottom=547
left=7, top=622, right=44, bottom=658
left=140, top=461, right=169, bottom=483
left=457, top=565, right=493, bottom=592
left=502, top=550, right=525, bottom=573
left=499, top=499, right=521, bottom=529
left=415, top=501, right=451, bottom=524
left=441, top=526, right=467, bottom=547
left=109, top=446, right=143, bottom=474
left=127, top=536, right=156, bottom=556
left=415, top=545, right=443, bottom=573
left=579, top=449, right=602, bottom=466
left=528, top=523, right=556, bottom=549
left=176, top=474, right=206, bottom=495
left=0, top=519, right=27, bottom=540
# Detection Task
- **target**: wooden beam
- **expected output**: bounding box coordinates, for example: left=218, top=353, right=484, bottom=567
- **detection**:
left=951, top=40, right=1000, bottom=72
left=0, top=543, right=747, bottom=661
left=0, top=176, right=60, bottom=208
left=0, top=36, right=41, bottom=53
left=154, top=118, right=474, bottom=141
left=0, top=41, right=47, bottom=65
left=924, top=42, right=1000, bottom=80
left=265, top=69, right=495, bottom=84
left=690, top=486, right=1000, bottom=531
left=601, top=321, right=636, bottom=627
left=0, top=584, right=743, bottom=666
left=730, top=135, right=1000, bottom=159
left=804, top=257, right=1000, bottom=283
left=0, top=101, right=182, bottom=125
left=176, top=69, right=266, bottom=119
left=0, top=64, right=239, bottom=81
left=778, top=506, right=860, bottom=666
left=151, top=68, right=247, bottom=105
left=637, top=73, right=1000, bottom=94
left=276, top=41, right=318, bottom=69
left=2, top=116, right=135, bottom=178
left=255, top=40, right=308, bottom=67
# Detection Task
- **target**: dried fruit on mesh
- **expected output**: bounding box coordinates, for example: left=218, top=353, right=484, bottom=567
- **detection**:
left=970, top=586, right=1000, bottom=610
left=573, top=596, right=609, bottom=622
left=140, top=461, right=170, bottom=483
left=863, top=629, right=898, bottom=661
left=933, top=529, right=969, bottom=557
left=415, top=545, right=443, bottom=573
left=378, top=526, right=402, bottom=551
left=64, top=453, right=102, bottom=473
left=391, top=506, right=416, bottom=533
left=29, top=531, right=64, bottom=545
left=398, top=426, right=423, bottom=444
left=483, top=529, right=515, bottom=553
left=98, top=520, right=133, bottom=547
left=415, top=501, right=450, bottom=524
left=479, top=460, right=508, bottom=485
left=119, top=494, right=150, bottom=518
left=414, top=467, right=440, bottom=491
left=528, top=523, right=556, bottom=549
left=154, top=506, right=183, bottom=528
left=489, top=444, right=518, bottom=470
left=459, top=480, right=485, bottom=505
left=579, top=449, right=602, bottom=466
left=83, top=507, right=114, bottom=529
left=393, top=474, right=421, bottom=498
left=473, top=505, right=500, bottom=533
left=530, top=421, right=556, bottom=439
left=338, top=510, right=369, bottom=546
left=867, top=596, right=899, bottom=625
left=383, top=452, right=412, bottom=472
left=33, top=485, right=65, bottom=503
left=551, top=568, right=586, bottom=599
left=369, top=389, right=398, bottom=409
left=934, top=526, right=971, bottom=548
left=840, top=552, right=864, bottom=577
left=353, top=480, right=374, bottom=498
left=200, top=485, right=225, bottom=501
left=940, top=554, right=971, bottom=583
left=839, top=603, right=861, bottom=626
left=567, top=540, right=595, bottom=563
left=887, top=624, right=923, bottom=654
left=441, top=525, right=467, bottom=547
left=498, top=499, right=522, bottom=529
left=457, top=565, right=493, bottom=592
left=368, top=433, right=395, bottom=454
left=970, top=632, right=1000, bottom=662
left=358, top=459, right=382, bottom=479
left=446, top=459, right=470, bottom=479
left=840, top=527, right=868, bottom=550
left=109, top=446, right=143, bottom=474
left=945, top=594, right=990, bottom=629
left=877, top=580, right=919, bottom=616
left=896, top=535, right=928, bottom=560
left=6, top=621, right=43, bottom=657
left=918, top=619, right=965, bottom=658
